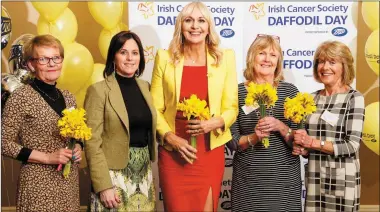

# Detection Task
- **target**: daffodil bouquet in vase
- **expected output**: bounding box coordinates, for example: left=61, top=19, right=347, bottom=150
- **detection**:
left=57, top=107, right=92, bottom=178
left=177, top=94, right=210, bottom=149
left=245, top=82, right=278, bottom=148
left=284, top=92, right=316, bottom=129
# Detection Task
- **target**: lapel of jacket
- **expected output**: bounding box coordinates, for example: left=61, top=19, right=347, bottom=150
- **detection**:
left=206, top=49, right=217, bottom=116
left=175, top=57, right=185, bottom=104
left=136, top=79, right=157, bottom=134
left=106, top=74, right=130, bottom=135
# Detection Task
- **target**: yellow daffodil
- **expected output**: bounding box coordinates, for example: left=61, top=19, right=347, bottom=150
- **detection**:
left=57, top=108, right=92, bottom=141
left=284, top=92, right=316, bottom=128
left=177, top=94, right=210, bottom=121
left=245, top=82, right=278, bottom=148
left=177, top=94, right=211, bottom=150
left=245, top=82, right=278, bottom=108
left=57, top=107, right=92, bottom=178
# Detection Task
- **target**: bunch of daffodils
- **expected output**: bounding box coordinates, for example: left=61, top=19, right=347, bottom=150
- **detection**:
left=177, top=94, right=210, bottom=121
left=284, top=92, right=317, bottom=128
left=57, top=107, right=92, bottom=141
left=57, top=107, right=92, bottom=178
left=245, top=82, right=278, bottom=148
left=177, top=94, right=210, bottom=149
left=245, top=82, right=278, bottom=109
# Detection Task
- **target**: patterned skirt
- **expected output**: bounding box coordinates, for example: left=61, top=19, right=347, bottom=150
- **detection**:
left=88, top=146, right=156, bottom=212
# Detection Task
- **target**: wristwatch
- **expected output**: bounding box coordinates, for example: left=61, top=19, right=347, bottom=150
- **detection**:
left=320, top=140, right=325, bottom=150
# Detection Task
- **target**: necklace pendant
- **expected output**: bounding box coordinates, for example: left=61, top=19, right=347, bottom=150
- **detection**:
left=192, top=60, right=195, bottom=64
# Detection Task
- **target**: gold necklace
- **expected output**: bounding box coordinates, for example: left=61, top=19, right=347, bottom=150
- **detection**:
left=188, top=57, right=196, bottom=64
left=186, top=53, right=197, bottom=64
left=33, top=81, right=60, bottom=102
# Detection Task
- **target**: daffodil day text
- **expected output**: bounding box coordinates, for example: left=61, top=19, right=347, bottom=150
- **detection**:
left=268, top=4, right=349, bottom=26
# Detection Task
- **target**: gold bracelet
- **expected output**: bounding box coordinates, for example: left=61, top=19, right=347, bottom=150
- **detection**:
left=247, top=135, right=254, bottom=146
left=285, top=127, right=292, bottom=138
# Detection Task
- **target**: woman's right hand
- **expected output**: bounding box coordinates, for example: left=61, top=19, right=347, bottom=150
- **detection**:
left=100, top=188, right=121, bottom=209
left=254, top=124, right=270, bottom=141
left=165, top=132, right=198, bottom=164
left=45, top=148, right=73, bottom=165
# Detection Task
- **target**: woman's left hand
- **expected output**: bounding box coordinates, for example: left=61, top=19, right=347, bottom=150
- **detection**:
left=292, top=144, right=309, bottom=156
left=73, top=144, right=82, bottom=163
left=293, top=129, right=313, bottom=148
left=186, top=117, right=220, bottom=136
left=256, top=116, right=281, bottom=133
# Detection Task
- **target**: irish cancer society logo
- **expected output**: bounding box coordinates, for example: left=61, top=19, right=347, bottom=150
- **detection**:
left=220, top=28, right=235, bottom=38
left=144, top=46, right=155, bottom=64
left=331, top=27, right=348, bottom=37
left=249, top=3, right=265, bottom=20
left=138, top=2, right=155, bottom=19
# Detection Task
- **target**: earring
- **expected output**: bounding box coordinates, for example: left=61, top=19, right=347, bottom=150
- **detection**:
left=135, top=69, right=140, bottom=77
left=113, top=62, right=116, bottom=72
left=180, top=34, right=184, bottom=44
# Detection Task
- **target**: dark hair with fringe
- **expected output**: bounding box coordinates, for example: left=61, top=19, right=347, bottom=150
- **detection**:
left=103, top=31, right=145, bottom=78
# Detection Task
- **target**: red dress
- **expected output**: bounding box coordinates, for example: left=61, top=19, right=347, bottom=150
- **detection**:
left=158, top=66, right=225, bottom=211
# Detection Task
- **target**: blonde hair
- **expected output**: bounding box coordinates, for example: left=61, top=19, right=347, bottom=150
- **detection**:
left=313, top=41, right=355, bottom=85
left=168, top=2, right=222, bottom=66
left=243, top=35, right=284, bottom=84
left=23, top=34, right=64, bottom=62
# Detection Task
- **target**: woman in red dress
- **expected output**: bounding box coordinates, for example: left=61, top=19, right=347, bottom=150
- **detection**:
left=151, top=2, right=238, bottom=211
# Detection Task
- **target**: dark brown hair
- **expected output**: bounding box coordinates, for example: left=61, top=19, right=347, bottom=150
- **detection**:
left=104, top=31, right=145, bottom=77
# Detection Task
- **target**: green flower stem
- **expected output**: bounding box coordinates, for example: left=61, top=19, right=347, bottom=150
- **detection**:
left=259, top=103, right=266, bottom=117
left=259, top=103, right=270, bottom=148
left=190, top=136, right=197, bottom=149
left=189, top=116, right=197, bottom=149
left=63, top=138, right=76, bottom=179
left=297, top=121, right=305, bottom=129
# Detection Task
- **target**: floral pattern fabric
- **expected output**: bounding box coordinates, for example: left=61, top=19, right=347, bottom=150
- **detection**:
left=88, top=146, right=155, bottom=212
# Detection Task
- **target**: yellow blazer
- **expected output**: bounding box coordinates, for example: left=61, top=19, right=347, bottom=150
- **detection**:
left=84, top=73, right=157, bottom=193
left=151, top=48, right=238, bottom=150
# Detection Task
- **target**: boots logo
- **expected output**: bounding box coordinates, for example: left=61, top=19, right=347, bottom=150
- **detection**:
left=220, top=28, right=235, bottom=38
left=331, top=27, right=348, bottom=37
left=220, top=201, right=232, bottom=210
left=249, top=3, right=265, bottom=20
left=138, top=2, right=155, bottom=19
